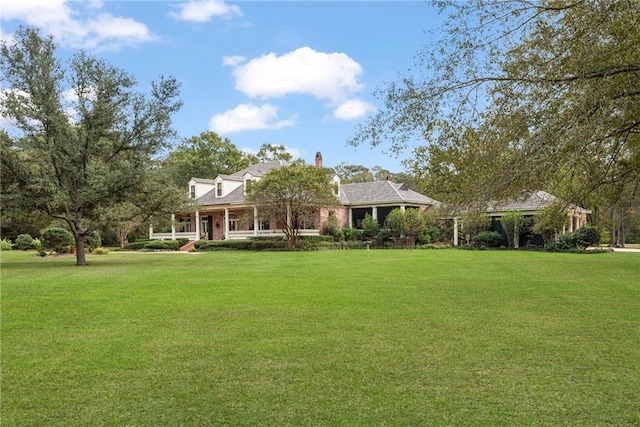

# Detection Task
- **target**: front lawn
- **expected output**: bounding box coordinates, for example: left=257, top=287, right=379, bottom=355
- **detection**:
left=1, top=250, right=638, bottom=426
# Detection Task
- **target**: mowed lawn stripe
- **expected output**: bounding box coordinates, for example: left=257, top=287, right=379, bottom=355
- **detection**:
left=2, top=250, right=638, bottom=426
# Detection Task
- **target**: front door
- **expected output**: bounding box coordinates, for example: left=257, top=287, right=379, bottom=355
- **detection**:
left=201, top=216, right=209, bottom=240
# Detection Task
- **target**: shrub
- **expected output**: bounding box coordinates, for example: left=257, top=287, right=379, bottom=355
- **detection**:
left=84, top=231, right=102, bottom=253
left=0, top=238, right=13, bottom=251
left=32, top=238, right=42, bottom=250
left=417, top=226, right=440, bottom=244
left=376, top=228, right=392, bottom=243
left=193, top=240, right=210, bottom=249
left=123, top=240, right=151, bottom=250
left=41, top=228, right=74, bottom=254
left=322, top=214, right=340, bottom=236
left=93, top=247, right=109, bottom=255
left=551, top=232, right=578, bottom=250
left=362, top=213, right=380, bottom=239
left=342, top=227, right=364, bottom=241
left=144, top=240, right=170, bottom=250
left=472, top=231, right=502, bottom=248
left=15, top=234, right=34, bottom=250
left=198, top=239, right=288, bottom=251
left=576, top=226, right=601, bottom=248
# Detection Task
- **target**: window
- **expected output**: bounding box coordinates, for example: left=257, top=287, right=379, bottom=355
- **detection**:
left=216, top=182, right=222, bottom=197
left=190, top=185, right=196, bottom=199
left=200, top=217, right=209, bottom=238
left=259, top=220, right=270, bottom=230
left=228, top=214, right=238, bottom=231
left=179, top=218, right=192, bottom=232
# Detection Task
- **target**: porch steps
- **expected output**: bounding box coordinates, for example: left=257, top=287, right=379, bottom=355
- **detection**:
left=179, top=241, right=196, bottom=252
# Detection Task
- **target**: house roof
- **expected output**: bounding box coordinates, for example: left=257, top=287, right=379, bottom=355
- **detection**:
left=193, top=160, right=440, bottom=208
left=198, top=184, right=245, bottom=206
left=340, top=180, right=441, bottom=206
left=487, top=190, right=590, bottom=213
left=190, top=178, right=216, bottom=184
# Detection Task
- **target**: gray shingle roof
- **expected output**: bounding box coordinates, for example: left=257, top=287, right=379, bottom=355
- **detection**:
left=198, top=185, right=245, bottom=206
left=191, top=178, right=216, bottom=184
left=340, top=180, right=441, bottom=206
left=193, top=161, right=440, bottom=208
left=487, top=190, right=589, bottom=213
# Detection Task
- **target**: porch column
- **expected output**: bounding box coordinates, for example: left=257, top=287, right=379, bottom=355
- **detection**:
left=253, top=207, right=259, bottom=236
left=401, top=205, right=406, bottom=212
left=349, top=208, right=353, bottom=228
left=171, top=214, right=176, bottom=240
left=224, top=208, right=229, bottom=240
left=372, top=206, right=378, bottom=221
left=149, top=222, right=153, bottom=240
left=568, top=212, right=574, bottom=232
left=453, top=217, right=459, bottom=247
left=195, top=210, right=200, bottom=240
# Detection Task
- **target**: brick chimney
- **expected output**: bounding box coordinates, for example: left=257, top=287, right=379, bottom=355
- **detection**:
left=315, top=151, right=323, bottom=169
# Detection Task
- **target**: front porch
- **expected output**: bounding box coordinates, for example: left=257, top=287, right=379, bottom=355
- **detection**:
left=149, top=207, right=322, bottom=242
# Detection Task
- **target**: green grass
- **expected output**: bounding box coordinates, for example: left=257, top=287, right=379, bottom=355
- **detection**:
left=2, top=249, right=639, bottom=426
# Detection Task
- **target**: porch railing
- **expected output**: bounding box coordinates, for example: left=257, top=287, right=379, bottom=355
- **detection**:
left=150, top=229, right=320, bottom=241
left=226, top=229, right=320, bottom=240
left=151, top=232, right=198, bottom=241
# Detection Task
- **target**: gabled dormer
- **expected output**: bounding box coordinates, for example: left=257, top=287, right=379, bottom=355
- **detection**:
left=243, top=171, right=260, bottom=195
left=331, top=174, right=341, bottom=197
left=213, top=174, right=243, bottom=198
left=188, top=178, right=216, bottom=200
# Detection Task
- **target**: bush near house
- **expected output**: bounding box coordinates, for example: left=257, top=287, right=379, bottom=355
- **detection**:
left=198, top=239, right=289, bottom=251
left=576, top=226, right=601, bottom=248
left=472, top=231, right=503, bottom=248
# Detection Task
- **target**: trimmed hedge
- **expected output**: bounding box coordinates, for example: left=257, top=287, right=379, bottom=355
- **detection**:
left=472, top=231, right=502, bottom=248
left=198, top=240, right=289, bottom=251
left=122, top=239, right=182, bottom=251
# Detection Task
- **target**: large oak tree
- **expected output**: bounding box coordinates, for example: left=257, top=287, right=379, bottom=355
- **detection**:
left=1, top=27, right=184, bottom=265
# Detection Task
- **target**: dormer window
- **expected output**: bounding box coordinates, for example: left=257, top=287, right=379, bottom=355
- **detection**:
left=332, top=176, right=341, bottom=197
left=216, top=182, right=222, bottom=197
left=190, top=185, right=196, bottom=199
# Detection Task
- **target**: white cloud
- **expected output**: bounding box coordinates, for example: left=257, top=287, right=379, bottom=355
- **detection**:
left=222, top=55, right=246, bottom=67
left=226, top=47, right=364, bottom=104
left=333, top=98, right=377, bottom=120
left=169, top=0, right=242, bottom=23
left=1, top=0, right=154, bottom=51
left=209, top=103, right=295, bottom=134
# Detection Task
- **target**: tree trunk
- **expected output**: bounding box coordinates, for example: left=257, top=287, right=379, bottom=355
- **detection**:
left=75, top=234, right=87, bottom=266
left=67, top=216, right=88, bottom=266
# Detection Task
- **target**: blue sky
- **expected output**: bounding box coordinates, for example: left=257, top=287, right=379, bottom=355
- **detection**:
left=1, top=0, right=443, bottom=172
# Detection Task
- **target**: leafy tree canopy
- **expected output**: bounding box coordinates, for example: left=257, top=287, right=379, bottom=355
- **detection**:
left=163, top=131, right=253, bottom=188
left=0, top=26, right=184, bottom=265
left=254, top=143, right=294, bottom=163
left=350, top=0, right=639, bottom=210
